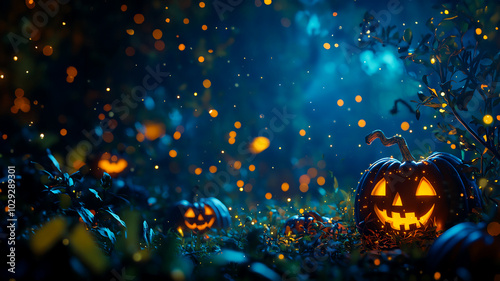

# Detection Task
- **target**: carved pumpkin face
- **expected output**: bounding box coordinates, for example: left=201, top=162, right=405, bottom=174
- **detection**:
left=355, top=130, right=482, bottom=234
left=183, top=205, right=216, bottom=231
left=165, top=197, right=231, bottom=234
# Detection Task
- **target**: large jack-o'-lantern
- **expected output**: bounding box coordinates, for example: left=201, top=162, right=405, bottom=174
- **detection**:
left=355, top=130, right=481, bottom=233
left=164, top=197, right=231, bottom=233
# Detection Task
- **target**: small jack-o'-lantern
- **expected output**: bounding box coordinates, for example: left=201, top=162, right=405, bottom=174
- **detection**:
left=97, top=153, right=128, bottom=176
left=165, top=197, right=231, bottom=233
left=355, top=130, right=481, bottom=234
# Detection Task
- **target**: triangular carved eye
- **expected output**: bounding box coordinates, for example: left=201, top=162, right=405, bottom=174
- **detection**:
left=204, top=205, right=214, bottom=215
left=371, top=179, right=386, bottom=196
left=185, top=208, right=195, bottom=218
left=416, top=177, right=436, bottom=196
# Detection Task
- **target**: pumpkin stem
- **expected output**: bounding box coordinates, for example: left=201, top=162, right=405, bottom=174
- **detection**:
left=366, top=130, right=416, bottom=162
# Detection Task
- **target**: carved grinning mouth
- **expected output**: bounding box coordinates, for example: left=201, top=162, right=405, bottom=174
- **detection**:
left=185, top=217, right=216, bottom=231
left=374, top=204, right=435, bottom=231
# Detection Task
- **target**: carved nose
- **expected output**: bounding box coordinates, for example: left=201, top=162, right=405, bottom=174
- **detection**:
left=198, top=214, right=204, bottom=220
left=392, top=192, right=403, bottom=206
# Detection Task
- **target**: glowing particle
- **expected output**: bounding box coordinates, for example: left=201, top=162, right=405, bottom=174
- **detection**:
left=334, top=43, right=339, bottom=48
left=155, top=165, right=159, bottom=170
left=487, top=222, right=500, bottom=236
left=228, top=138, right=235, bottom=144
left=234, top=121, right=241, bottom=129
left=483, top=35, right=488, bottom=40
left=183, top=18, right=189, bottom=24
left=209, top=109, right=218, bottom=117
left=476, top=28, right=482, bottom=35
left=203, top=79, right=211, bottom=88
left=450, top=144, right=456, bottom=149
left=323, top=43, right=331, bottom=50
left=317, top=176, right=326, bottom=186
left=152, top=29, right=163, bottom=40
left=202, top=25, right=208, bottom=30
left=173, top=131, right=181, bottom=140
left=194, top=168, right=202, bottom=175
left=430, top=57, right=436, bottom=64
left=337, top=99, right=344, bottom=107
left=67, top=66, right=77, bottom=77
left=332, top=12, right=337, bottom=17
left=358, top=119, right=366, bottom=128
left=60, top=128, right=67, bottom=136
left=278, top=254, right=284, bottom=260
left=444, top=10, right=449, bottom=14
left=234, top=161, right=242, bottom=169
left=229, top=131, right=237, bottom=138
left=281, top=182, right=289, bottom=192
left=299, top=129, right=306, bottom=136
left=178, top=44, right=186, bottom=51
left=154, top=40, right=165, bottom=51
left=199, top=2, right=205, bottom=8
left=106, top=87, right=110, bottom=92
left=209, top=166, right=217, bottom=173
left=307, top=167, right=318, bottom=178
left=134, top=14, right=145, bottom=24
left=249, top=136, right=270, bottom=154
left=483, top=114, right=493, bottom=125
left=299, top=184, right=309, bottom=193
left=40, top=133, right=45, bottom=139
left=120, top=4, right=127, bottom=11
left=434, top=272, right=441, bottom=280
left=299, top=174, right=311, bottom=185
left=43, top=45, right=53, bottom=56
left=13, top=56, right=18, bottom=61
left=125, top=47, right=135, bottom=56
left=497, top=115, right=500, bottom=121
left=264, top=0, right=272, bottom=5
left=237, top=180, right=244, bottom=188
left=198, top=56, right=205, bottom=63
left=169, top=150, right=177, bottom=158
left=355, top=95, right=362, bottom=102
left=401, top=121, right=410, bottom=131
left=374, top=259, right=381, bottom=266
left=126, top=29, right=134, bottom=35
left=265, top=192, right=272, bottom=199
left=249, top=164, right=255, bottom=172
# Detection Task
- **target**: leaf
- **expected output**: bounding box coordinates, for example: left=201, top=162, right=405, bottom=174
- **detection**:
left=423, top=103, right=443, bottom=108
left=418, top=91, right=428, bottom=101
left=88, top=188, right=102, bottom=201
left=97, top=227, right=116, bottom=244
left=426, top=18, right=435, bottom=31
left=416, top=109, right=421, bottom=120
left=403, top=28, right=413, bottom=43
left=457, top=91, right=474, bottom=111
left=333, top=176, right=339, bottom=189
left=106, top=208, right=126, bottom=228
left=422, top=75, right=429, bottom=86
left=77, top=207, right=95, bottom=226
left=46, top=149, right=62, bottom=174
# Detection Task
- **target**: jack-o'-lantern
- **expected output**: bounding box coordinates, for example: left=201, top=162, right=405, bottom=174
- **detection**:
left=355, top=130, right=481, bottom=234
left=427, top=201, right=500, bottom=279
left=97, top=153, right=128, bottom=177
left=165, top=197, right=231, bottom=233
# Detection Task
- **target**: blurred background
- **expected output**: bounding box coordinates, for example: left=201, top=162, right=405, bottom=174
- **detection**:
left=0, top=0, right=465, bottom=209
